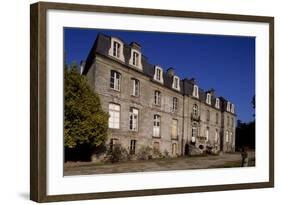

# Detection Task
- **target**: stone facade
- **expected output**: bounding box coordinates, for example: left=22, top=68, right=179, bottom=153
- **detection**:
left=82, top=34, right=236, bottom=157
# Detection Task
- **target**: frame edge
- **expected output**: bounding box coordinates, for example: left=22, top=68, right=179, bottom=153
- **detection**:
left=30, top=1, right=275, bottom=202
left=30, top=2, right=39, bottom=202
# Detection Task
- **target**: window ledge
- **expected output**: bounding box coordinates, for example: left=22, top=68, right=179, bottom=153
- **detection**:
left=152, top=136, right=161, bottom=139
left=171, top=136, right=179, bottom=140
left=109, top=88, right=121, bottom=92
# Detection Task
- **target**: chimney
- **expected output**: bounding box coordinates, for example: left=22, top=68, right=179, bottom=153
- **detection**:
left=166, top=67, right=175, bottom=77
left=130, top=42, right=141, bottom=51
left=207, top=88, right=215, bottom=95
left=190, top=78, right=196, bottom=84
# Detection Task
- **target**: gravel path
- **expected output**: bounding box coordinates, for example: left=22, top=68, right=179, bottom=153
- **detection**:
left=64, top=151, right=255, bottom=176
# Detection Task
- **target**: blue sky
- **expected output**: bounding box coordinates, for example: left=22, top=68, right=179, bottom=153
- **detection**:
left=64, top=28, right=255, bottom=123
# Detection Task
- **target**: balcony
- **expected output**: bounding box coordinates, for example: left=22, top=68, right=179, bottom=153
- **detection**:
left=197, top=136, right=207, bottom=142
left=191, top=113, right=200, bottom=121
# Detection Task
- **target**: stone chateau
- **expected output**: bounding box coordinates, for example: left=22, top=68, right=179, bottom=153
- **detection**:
left=81, top=33, right=236, bottom=157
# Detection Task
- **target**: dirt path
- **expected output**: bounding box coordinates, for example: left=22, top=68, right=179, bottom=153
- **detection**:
left=64, top=151, right=255, bottom=176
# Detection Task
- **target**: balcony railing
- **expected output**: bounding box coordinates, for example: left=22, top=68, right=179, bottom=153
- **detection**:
left=197, top=136, right=207, bottom=142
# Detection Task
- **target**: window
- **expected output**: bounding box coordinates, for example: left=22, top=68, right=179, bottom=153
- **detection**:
left=108, top=103, right=120, bottom=129
left=229, top=132, right=232, bottom=144
left=129, top=49, right=143, bottom=69
left=110, top=70, right=121, bottom=91
left=193, top=85, right=199, bottom=98
left=172, top=97, right=178, bottom=111
left=206, top=93, right=211, bottom=105
left=172, top=76, right=180, bottom=91
left=154, top=66, right=163, bottom=83
left=206, top=110, right=210, bottom=122
left=215, top=129, right=219, bottom=142
left=132, top=79, right=140, bottom=96
left=130, top=140, right=137, bottom=155
left=109, top=38, right=125, bottom=61
left=231, top=104, right=235, bottom=113
left=153, top=142, right=160, bottom=153
left=206, top=127, right=209, bottom=141
left=226, top=131, right=229, bottom=143
left=171, top=119, right=178, bottom=139
left=172, top=143, right=177, bottom=155
left=192, top=104, right=198, bottom=116
left=216, top=113, right=219, bottom=124
left=153, top=115, right=161, bottom=137
left=154, top=91, right=161, bottom=106
left=232, top=117, right=234, bottom=128
left=156, top=69, right=161, bottom=80
left=113, top=41, right=120, bottom=58
left=227, top=116, right=230, bottom=127
left=109, top=138, right=119, bottom=152
left=191, top=123, right=198, bottom=143
left=129, top=108, right=138, bottom=131
left=227, top=101, right=231, bottom=112
left=133, top=51, right=139, bottom=66
left=215, top=98, right=220, bottom=109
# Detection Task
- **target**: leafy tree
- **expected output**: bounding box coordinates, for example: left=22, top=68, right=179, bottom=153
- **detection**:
left=235, top=95, right=256, bottom=150
left=235, top=120, right=255, bottom=150
left=64, top=63, right=109, bottom=161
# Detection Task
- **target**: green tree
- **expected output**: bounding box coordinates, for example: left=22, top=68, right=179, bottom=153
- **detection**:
left=64, top=63, right=109, bottom=161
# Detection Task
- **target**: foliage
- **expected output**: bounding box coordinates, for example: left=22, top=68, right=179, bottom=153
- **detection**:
left=235, top=120, right=255, bottom=150
left=106, top=144, right=130, bottom=163
left=64, top=63, right=109, bottom=152
left=163, top=149, right=170, bottom=158
left=235, top=95, right=256, bottom=150
left=153, top=148, right=164, bottom=159
left=137, top=146, right=153, bottom=160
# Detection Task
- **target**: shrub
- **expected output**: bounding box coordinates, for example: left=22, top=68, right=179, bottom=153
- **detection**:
left=152, top=148, right=164, bottom=159
left=137, top=146, right=153, bottom=160
left=163, top=149, right=170, bottom=158
left=106, top=144, right=129, bottom=163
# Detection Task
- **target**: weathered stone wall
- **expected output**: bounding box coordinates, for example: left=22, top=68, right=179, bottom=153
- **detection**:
left=86, top=54, right=236, bottom=158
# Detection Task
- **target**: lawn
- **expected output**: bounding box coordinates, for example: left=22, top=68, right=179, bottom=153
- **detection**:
left=64, top=151, right=255, bottom=176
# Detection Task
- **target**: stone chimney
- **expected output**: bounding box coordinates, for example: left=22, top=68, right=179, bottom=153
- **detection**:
left=189, top=78, right=196, bottom=84
left=166, top=67, right=175, bottom=77
left=130, top=42, right=141, bottom=51
left=207, top=88, right=215, bottom=95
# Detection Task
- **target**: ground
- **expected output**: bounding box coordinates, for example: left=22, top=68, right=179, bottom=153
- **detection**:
left=64, top=151, right=255, bottom=176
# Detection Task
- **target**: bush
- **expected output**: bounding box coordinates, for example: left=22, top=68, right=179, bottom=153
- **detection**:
left=152, top=148, right=164, bottom=159
left=137, top=146, right=153, bottom=160
left=106, top=144, right=129, bottom=163
left=163, top=149, right=170, bottom=158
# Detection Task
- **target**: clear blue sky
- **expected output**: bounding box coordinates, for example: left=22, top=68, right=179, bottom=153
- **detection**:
left=64, top=27, right=255, bottom=123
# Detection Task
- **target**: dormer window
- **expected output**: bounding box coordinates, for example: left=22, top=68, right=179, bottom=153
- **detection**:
left=231, top=104, right=235, bottom=113
left=206, top=93, right=211, bottom=105
left=193, top=85, right=199, bottom=98
left=153, top=66, right=163, bottom=83
left=172, top=76, right=180, bottom=91
left=113, top=41, right=120, bottom=57
left=215, top=98, right=220, bottom=109
left=129, top=49, right=143, bottom=70
left=227, top=101, right=231, bottom=112
left=108, top=37, right=125, bottom=62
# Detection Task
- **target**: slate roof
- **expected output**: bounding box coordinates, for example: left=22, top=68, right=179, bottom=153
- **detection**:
left=82, top=33, right=234, bottom=113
